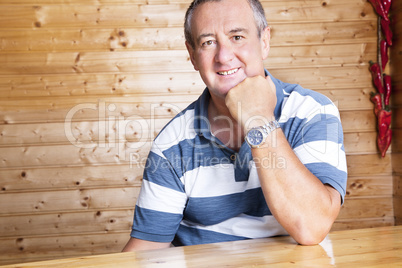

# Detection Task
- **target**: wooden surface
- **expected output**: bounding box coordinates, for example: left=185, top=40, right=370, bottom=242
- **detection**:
left=3, top=226, right=402, bottom=268
left=391, top=0, right=402, bottom=225
left=0, top=0, right=396, bottom=265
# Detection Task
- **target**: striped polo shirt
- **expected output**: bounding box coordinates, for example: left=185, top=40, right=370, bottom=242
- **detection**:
left=130, top=71, right=347, bottom=246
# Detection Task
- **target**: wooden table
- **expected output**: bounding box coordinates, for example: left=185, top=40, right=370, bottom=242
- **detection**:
left=4, top=226, right=402, bottom=267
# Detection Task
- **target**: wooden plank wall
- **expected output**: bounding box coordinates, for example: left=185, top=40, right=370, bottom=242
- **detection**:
left=391, top=1, right=402, bottom=226
left=0, top=0, right=395, bottom=265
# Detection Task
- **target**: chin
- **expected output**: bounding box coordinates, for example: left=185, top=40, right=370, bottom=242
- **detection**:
left=206, top=76, right=244, bottom=98
left=208, top=87, right=230, bottom=100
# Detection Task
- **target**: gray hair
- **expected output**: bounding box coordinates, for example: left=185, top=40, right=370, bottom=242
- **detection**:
left=184, top=0, right=268, bottom=49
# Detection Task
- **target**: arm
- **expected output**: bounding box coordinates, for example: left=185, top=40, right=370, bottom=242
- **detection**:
left=225, top=75, right=342, bottom=245
left=122, top=237, right=171, bottom=252
left=122, top=144, right=187, bottom=251
left=251, top=130, right=341, bottom=245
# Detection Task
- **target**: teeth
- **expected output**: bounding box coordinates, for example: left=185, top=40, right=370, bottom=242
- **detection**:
left=218, top=68, right=239, bottom=76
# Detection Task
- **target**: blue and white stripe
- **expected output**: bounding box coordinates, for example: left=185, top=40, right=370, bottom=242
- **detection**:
left=130, top=71, right=347, bottom=245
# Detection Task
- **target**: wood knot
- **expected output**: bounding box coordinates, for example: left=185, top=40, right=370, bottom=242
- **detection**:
left=75, top=53, right=81, bottom=63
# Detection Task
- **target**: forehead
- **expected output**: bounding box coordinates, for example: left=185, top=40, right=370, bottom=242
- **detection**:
left=191, top=0, right=257, bottom=36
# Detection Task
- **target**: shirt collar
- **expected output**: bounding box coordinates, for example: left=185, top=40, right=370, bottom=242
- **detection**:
left=193, top=88, right=213, bottom=138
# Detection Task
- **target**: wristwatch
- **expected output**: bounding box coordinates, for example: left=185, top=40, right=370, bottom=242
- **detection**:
left=245, top=120, right=280, bottom=148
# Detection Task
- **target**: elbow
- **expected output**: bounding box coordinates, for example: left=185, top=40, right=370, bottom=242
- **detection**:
left=294, top=233, right=326, bottom=246
left=291, top=223, right=331, bottom=246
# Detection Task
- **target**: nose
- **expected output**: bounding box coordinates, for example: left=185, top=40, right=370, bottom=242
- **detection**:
left=215, top=41, right=234, bottom=64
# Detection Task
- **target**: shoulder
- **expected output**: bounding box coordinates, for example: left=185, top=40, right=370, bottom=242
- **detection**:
left=280, top=83, right=340, bottom=123
left=277, top=82, right=344, bottom=149
left=151, top=100, right=198, bottom=155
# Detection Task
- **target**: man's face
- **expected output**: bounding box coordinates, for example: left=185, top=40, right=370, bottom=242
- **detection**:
left=186, top=0, right=270, bottom=100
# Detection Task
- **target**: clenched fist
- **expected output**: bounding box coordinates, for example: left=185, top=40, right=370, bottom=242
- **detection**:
left=225, top=75, right=277, bottom=131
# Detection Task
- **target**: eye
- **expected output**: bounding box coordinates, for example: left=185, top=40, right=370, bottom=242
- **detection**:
left=202, top=40, right=215, bottom=47
left=233, top=35, right=243, bottom=41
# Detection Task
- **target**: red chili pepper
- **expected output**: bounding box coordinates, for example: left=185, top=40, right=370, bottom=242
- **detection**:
left=369, top=61, right=384, bottom=94
left=383, top=74, right=392, bottom=106
left=368, top=0, right=389, bottom=21
left=381, top=18, right=393, bottom=46
left=370, top=92, right=383, bottom=116
left=380, top=40, right=389, bottom=70
left=382, top=0, right=392, bottom=16
left=378, top=128, right=392, bottom=157
left=378, top=109, right=392, bottom=138
left=377, top=109, right=392, bottom=157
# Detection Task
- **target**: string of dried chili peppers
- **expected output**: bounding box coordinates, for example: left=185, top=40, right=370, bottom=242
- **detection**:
left=368, top=0, right=393, bottom=157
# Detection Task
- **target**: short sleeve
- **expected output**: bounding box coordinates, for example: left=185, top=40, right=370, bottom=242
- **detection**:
left=130, top=146, right=187, bottom=242
left=280, top=92, right=348, bottom=204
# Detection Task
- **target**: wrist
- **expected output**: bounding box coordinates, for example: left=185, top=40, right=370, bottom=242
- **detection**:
left=244, top=115, right=276, bottom=133
left=245, top=120, right=280, bottom=148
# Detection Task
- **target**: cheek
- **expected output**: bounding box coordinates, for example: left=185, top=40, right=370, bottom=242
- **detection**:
left=238, top=45, right=265, bottom=73
left=195, top=52, right=215, bottom=71
left=241, top=44, right=261, bottom=59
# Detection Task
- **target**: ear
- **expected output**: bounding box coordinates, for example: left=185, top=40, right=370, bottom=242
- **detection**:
left=260, top=26, right=271, bottom=60
left=185, top=41, right=199, bottom=71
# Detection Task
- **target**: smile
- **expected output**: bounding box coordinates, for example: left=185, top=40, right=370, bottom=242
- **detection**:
left=217, top=68, right=239, bottom=76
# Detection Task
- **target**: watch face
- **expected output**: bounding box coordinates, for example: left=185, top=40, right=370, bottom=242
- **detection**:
left=247, top=129, right=264, bottom=146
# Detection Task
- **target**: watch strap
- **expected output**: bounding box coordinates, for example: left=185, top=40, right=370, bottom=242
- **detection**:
left=261, top=120, right=280, bottom=134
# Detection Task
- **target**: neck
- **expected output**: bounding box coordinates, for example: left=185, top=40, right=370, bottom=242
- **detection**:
left=208, top=93, right=232, bottom=119
left=208, top=93, right=244, bottom=151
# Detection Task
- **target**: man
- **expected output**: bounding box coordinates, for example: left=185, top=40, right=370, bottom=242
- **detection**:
left=122, top=0, right=347, bottom=251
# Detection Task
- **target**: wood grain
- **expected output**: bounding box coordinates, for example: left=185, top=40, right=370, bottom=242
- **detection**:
left=0, top=1, right=376, bottom=29
left=0, top=232, right=129, bottom=266
left=0, top=113, right=376, bottom=147
left=0, top=44, right=375, bottom=76
left=0, top=209, right=134, bottom=237
left=0, top=187, right=140, bottom=215
left=391, top=0, right=402, bottom=226
left=2, top=226, right=402, bottom=267
left=0, top=165, right=143, bottom=192
left=337, top=197, right=394, bottom=220
left=0, top=68, right=372, bottom=98
left=0, top=21, right=377, bottom=53
left=0, top=0, right=395, bottom=265
left=0, top=132, right=384, bottom=170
